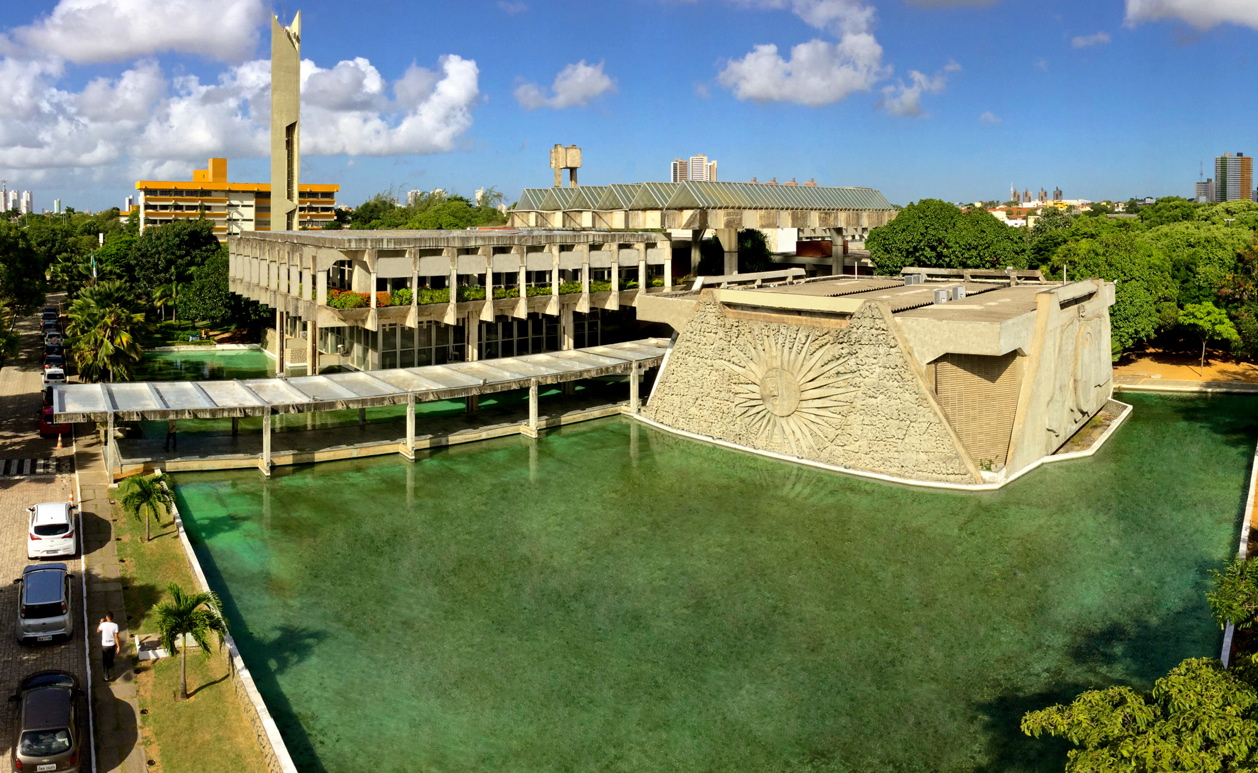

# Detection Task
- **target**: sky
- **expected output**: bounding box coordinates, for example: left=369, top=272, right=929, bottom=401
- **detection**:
left=1, top=0, right=1255, bottom=212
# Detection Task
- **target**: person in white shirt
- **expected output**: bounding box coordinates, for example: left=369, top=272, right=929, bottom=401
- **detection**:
left=97, top=612, right=120, bottom=681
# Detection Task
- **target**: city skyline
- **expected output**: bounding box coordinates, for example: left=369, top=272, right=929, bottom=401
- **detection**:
left=0, top=0, right=1255, bottom=212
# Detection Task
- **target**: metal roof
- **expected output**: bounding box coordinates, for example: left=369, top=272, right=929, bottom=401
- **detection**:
left=515, top=181, right=895, bottom=212
left=54, top=338, right=671, bottom=423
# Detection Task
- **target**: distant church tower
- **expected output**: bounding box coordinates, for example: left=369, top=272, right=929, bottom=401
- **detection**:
left=271, top=12, right=301, bottom=231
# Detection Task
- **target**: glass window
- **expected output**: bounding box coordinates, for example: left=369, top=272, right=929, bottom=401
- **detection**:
left=400, top=349, right=416, bottom=368
left=382, top=325, right=398, bottom=352
left=416, top=349, right=432, bottom=367
left=400, top=325, right=415, bottom=349
left=416, top=325, right=431, bottom=348
left=382, top=351, right=397, bottom=369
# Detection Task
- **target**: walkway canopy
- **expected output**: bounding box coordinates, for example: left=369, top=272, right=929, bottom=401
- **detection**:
left=54, top=339, right=670, bottom=422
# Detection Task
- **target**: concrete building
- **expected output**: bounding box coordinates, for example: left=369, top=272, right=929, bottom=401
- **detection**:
left=671, top=154, right=718, bottom=183
left=52, top=199, right=61, bottom=215
left=135, top=158, right=337, bottom=242
left=4, top=191, right=15, bottom=212
left=550, top=145, right=581, bottom=188
left=637, top=268, right=1117, bottom=487
left=19, top=191, right=32, bottom=215
left=271, top=12, right=302, bottom=231
left=227, top=229, right=675, bottom=373
left=1215, top=153, right=1253, bottom=202
left=1195, top=179, right=1213, bottom=203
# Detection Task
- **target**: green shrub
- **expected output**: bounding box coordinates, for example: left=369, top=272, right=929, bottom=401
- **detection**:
left=416, top=288, right=449, bottom=305
left=328, top=290, right=367, bottom=309
left=391, top=288, right=413, bottom=306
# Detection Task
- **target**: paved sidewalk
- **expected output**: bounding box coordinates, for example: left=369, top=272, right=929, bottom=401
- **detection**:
left=1114, top=374, right=1258, bottom=394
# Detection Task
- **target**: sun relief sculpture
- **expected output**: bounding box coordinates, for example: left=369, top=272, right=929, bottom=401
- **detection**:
left=726, top=328, right=859, bottom=458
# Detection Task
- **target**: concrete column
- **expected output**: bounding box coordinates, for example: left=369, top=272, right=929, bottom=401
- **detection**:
left=445, top=247, right=459, bottom=325
left=830, top=228, right=844, bottom=276
left=515, top=255, right=528, bottom=319
left=231, top=417, right=239, bottom=437
left=410, top=248, right=419, bottom=313
left=358, top=407, right=367, bottom=429
left=561, top=308, right=575, bottom=396
left=316, top=270, right=328, bottom=306
left=717, top=227, right=739, bottom=275
left=465, top=313, right=480, bottom=412
left=662, top=241, right=673, bottom=289
left=405, top=392, right=416, bottom=459
left=691, top=229, right=703, bottom=274
left=528, top=379, right=539, bottom=433
left=261, top=409, right=272, bottom=475
left=481, top=247, right=495, bottom=322
left=105, top=413, right=114, bottom=447
left=275, top=308, right=286, bottom=375
left=551, top=245, right=561, bottom=297
left=369, top=268, right=378, bottom=308
left=609, top=254, right=620, bottom=310
left=629, top=359, right=640, bottom=414
left=637, top=243, right=647, bottom=291
left=306, top=320, right=317, bottom=376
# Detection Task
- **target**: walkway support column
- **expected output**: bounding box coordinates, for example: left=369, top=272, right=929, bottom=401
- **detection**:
left=629, top=360, right=640, bottom=414
left=716, top=228, right=738, bottom=276
left=561, top=309, right=575, bottom=396
left=527, top=379, right=539, bottom=437
left=690, top=230, right=702, bottom=275
left=231, top=417, right=239, bottom=437
left=404, top=392, right=416, bottom=459
left=358, top=407, right=367, bottom=429
left=307, top=320, right=317, bottom=375
left=261, top=408, right=272, bottom=476
left=275, top=308, right=286, bottom=376
left=465, top=313, right=480, bottom=413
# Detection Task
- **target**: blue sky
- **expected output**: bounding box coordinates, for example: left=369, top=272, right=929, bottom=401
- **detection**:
left=1, top=0, right=1254, bottom=211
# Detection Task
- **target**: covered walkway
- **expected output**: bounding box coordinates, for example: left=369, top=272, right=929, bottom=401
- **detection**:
left=54, top=338, right=669, bottom=475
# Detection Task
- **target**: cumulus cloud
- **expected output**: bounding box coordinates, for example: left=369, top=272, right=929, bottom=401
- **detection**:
left=0, top=2, right=482, bottom=183
left=979, top=111, right=1001, bottom=124
left=1071, top=31, right=1111, bottom=47
left=877, top=60, right=957, bottom=116
left=0, top=0, right=266, bottom=63
left=1125, top=0, right=1258, bottom=30
left=716, top=0, right=892, bottom=106
left=515, top=60, right=615, bottom=110
left=497, top=1, right=528, bottom=13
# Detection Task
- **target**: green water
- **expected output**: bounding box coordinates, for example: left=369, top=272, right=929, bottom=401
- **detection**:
left=170, top=393, right=1257, bottom=773
left=136, top=349, right=275, bottom=381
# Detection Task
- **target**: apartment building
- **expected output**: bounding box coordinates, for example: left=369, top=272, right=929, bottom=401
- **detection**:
left=135, top=158, right=338, bottom=242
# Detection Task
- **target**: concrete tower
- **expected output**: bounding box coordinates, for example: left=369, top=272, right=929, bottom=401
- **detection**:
left=271, top=12, right=301, bottom=231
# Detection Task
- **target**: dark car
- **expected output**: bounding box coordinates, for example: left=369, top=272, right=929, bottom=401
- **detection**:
left=14, top=564, right=74, bottom=643
left=42, top=355, right=64, bottom=372
left=43, top=344, right=63, bottom=359
left=39, top=309, right=58, bottom=324
left=38, top=407, right=69, bottom=438
left=8, top=671, right=82, bottom=773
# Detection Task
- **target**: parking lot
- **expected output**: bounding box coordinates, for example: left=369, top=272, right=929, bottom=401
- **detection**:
left=0, top=306, right=94, bottom=770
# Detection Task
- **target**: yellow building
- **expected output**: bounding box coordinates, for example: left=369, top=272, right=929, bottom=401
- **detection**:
left=134, top=158, right=338, bottom=242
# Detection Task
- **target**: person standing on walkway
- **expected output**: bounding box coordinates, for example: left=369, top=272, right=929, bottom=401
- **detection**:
left=164, top=419, right=177, bottom=451
left=98, top=612, right=120, bottom=681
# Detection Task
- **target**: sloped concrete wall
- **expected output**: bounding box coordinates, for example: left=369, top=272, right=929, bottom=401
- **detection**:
left=645, top=300, right=981, bottom=484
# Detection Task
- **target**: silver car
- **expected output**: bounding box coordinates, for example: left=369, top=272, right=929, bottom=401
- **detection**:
left=14, top=565, right=74, bottom=644
left=8, top=671, right=83, bottom=773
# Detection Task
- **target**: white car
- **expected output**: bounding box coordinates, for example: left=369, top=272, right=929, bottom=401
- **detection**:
left=42, top=368, right=66, bottom=388
left=26, top=503, right=77, bottom=560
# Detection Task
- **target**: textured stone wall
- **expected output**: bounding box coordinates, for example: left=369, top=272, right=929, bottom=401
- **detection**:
left=645, top=300, right=980, bottom=484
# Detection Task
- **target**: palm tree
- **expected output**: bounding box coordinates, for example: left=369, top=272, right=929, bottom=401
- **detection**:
left=155, top=583, right=228, bottom=701
left=120, top=473, right=172, bottom=542
left=67, top=279, right=146, bottom=382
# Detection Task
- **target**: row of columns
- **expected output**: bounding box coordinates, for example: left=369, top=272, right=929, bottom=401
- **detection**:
left=258, top=363, right=646, bottom=475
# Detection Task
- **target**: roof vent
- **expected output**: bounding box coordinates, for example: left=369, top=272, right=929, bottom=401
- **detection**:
left=933, top=288, right=949, bottom=305
left=903, top=273, right=925, bottom=285
left=951, top=285, right=966, bottom=301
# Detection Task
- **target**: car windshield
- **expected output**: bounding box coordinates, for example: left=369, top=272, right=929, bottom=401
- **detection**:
left=33, top=523, right=69, bottom=536
left=23, top=602, right=62, bottom=619
left=19, top=728, right=71, bottom=756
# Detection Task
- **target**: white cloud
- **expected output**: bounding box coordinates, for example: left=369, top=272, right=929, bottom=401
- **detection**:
left=719, top=37, right=885, bottom=106
left=1125, top=0, right=1258, bottom=30
left=877, top=61, right=957, bottom=116
left=1071, top=31, right=1111, bottom=47
left=1, top=0, right=265, bottom=63
left=515, top=60, right=615, bottom=110
left=497, top=1, right=528, bottom=13
left=979, top=111, right=1001, bottom=124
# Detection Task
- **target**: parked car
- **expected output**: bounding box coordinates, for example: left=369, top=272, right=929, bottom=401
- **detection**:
left=7, top=671, right=83, bottom=773
left=42, top=369, right=65, bottom=389
left=39, top=309, right=59, bottom=325
left=43, top=332, right=62, bottom=348
left=40, top=319, right=59, bottom=334
left=38, top=407, right=69, bottom=438
left=41, top=387, right=54, bottom=407
left=13, top=564, right=74, bottom=644
left=25, top=503, right=76, bottom=560
left=42, top=355, right=64, bottom=372
left=43, top=344, right=63, bottom=359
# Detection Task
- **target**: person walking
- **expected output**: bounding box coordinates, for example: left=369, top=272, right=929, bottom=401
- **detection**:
left=98, top=612, right=121, bottom=682
left=164, top=419, right=177, bottom=452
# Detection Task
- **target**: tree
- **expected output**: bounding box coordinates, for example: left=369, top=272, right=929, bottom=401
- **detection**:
left=155, top=583, right=229, bottom=701
left=694, top=229, right=775, bottom=275
left=1028, top=208, right=1077, bottom=270
left=1138, top=197, right=1201, bottom=228
left=0, top=222, right=47, bottom=312
left=1047, top=233, right=1173, bottom=355
left=866, top=198, right=960, bottom=274
left=945, top=208, right=1028, bottom=269
left=179, top=249, right=270, bottom=330
left=1208, top=556, right=1258, bottom=631
left=1022, top=657, right=1258, bottom=772
left=120, top=472, right=173, bottom=543
left=1181, top=301, right=1241, bottom=368
left=1145, top=222, right=1249, bottom=306
left=66, top=280, right=147, bottom=382
left=125, top=220, right=220, bottom=297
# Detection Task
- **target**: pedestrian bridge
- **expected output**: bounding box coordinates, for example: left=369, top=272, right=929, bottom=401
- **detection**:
left=53, top=338, right=670, bottom=475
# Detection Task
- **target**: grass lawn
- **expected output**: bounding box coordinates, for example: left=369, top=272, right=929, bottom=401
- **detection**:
left=113, top=499, right=267, bottom=773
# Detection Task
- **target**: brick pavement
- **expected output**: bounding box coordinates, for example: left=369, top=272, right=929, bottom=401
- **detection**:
left=0, top=301, right=98, bottom=769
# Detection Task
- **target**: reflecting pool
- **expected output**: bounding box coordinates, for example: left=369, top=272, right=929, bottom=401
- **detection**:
left=136, top=349, right=275, bottom=381
left=170, top=393, right=1257, bottom=772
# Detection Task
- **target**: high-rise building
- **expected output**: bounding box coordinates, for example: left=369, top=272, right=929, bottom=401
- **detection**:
left=1195, top=179, right=1214, bottom=203
left=1053, top=187, right=1063, bottom=202
left=124, top=195, right=135, bottom=212
left=271, top=12, right=302, bottom=231
left=135, top=158, right=337, bottom=242
left=4, top=190, right=15, bottom=212
left=670, top=154, right=717, bottom=182
left=19, top=191, right=32, bottom=215
left=1215, top=153, right=1253, bottom=202
left=52, top=199, right=61, bottom=215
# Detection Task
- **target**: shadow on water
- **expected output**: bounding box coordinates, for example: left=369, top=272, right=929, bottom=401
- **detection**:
left=183, top=533, right=330, bottom=773
left=972, top=597, right=1221, bottom=773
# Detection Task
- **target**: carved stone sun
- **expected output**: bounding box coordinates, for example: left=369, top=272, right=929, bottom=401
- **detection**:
left=726, top=329, right=858, bottom=458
